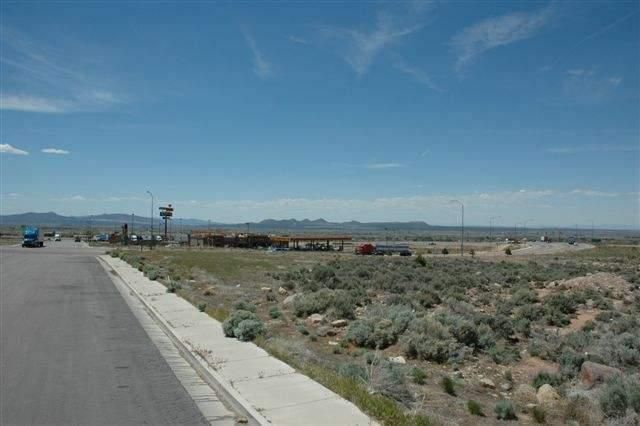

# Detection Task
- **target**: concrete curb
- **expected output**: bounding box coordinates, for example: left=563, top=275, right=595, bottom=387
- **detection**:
left=97, top=255, right=271, bottom=426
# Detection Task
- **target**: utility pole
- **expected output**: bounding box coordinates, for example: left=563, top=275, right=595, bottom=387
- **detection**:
left=450, top=200, right=464, bottom=256
left=591, top=220, right=594, bottom=241
left=131, top=213, right=134, bottom=236
left=146, top=191, right=154, bottom=248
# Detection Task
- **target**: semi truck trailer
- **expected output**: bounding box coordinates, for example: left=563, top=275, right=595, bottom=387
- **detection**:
left=22, top=227, right=44, bottom=248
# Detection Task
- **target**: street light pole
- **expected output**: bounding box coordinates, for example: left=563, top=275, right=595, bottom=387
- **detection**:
left=450, top=200, right=464, bottom=256
left=146, top=191, right=154, bottom=248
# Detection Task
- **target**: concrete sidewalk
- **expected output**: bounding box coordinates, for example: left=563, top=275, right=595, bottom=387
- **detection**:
left=100, top=255, right=376, bottom=426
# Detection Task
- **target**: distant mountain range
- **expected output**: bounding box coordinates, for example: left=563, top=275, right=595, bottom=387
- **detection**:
left=0, top=212, right=431, bottom=232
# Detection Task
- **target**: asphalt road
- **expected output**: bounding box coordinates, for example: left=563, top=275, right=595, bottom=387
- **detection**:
left=0, top=240, right=207, bottom=425
left=512, top=241, right=594, bottom=255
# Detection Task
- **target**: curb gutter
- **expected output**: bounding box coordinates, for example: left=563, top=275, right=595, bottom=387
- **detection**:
left=97, top=255, right=271, bottom=426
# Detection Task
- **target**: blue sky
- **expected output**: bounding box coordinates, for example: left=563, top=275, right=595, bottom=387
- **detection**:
left=1, top=1, right=639, bottom=228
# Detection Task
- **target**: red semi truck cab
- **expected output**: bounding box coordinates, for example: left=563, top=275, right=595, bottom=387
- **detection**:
left=355, top=243, right=376, bottom=255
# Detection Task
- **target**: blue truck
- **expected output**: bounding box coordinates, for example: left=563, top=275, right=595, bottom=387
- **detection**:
left=22, top=226, right=44, bottom=248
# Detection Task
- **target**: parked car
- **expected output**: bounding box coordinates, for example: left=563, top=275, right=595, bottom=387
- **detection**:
left=74, top=236, right=81, bottom=242
left=54, top=233, right=62, bottom=241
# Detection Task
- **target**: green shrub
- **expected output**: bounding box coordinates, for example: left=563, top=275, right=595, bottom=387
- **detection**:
left=346, top=305, right=414, bottom=350
left=415, top=254, right=427, bottom=267
left=467, top=400, right=484, bottom=416
left=293, top=289, right=333, bottom=317
left=296, top=323, right=310, bottom=335
left=234, top=319, right=265, bottom=341
left=532, top=372, right=562, bottom=389
left=545, top=293, right=577, bottom=315
left=531, top=406, right=546, bottom=423
left=233, top=300, right=256, bottom=313
left=488, top=340, right=520, bottom=365
left=495, top=400, right=517, bottom=420
left=312, top=265, right=336, bottom=282
left=440, top=376, right=455, bottom=396
left=269, top=306, right=281, bottom=319
left=410, top=367, right=427, bottom=385
left=198, top=303, right=207, bottom=312
left=442, top=248, right=449, bottom=255
left=365, top=351, right=380, bottom=365
left=372, top=362, right=412, bottom=404
left=505, top=247, right=512, bottom=255
left=337, top=363, right=367, bottom=381
left=600, top=376, right=629, bottom=418
left=166, top=282, right=182, bottom=293
left=416, top=290, right=441, bottom=309
left=327, top=290, right=356, bottom=319
left=403, top=317, right=459, bottom=363
left=559, top=347, right=585, bottom=377
left=222, top=310, right=264, bottom=341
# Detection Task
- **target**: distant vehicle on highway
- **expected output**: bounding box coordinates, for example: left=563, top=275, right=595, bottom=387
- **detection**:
left=155, top=235, right=163, bottom=242
left=130, top=235, right=139, bottom=243
left=54, top=233, right=62, bottom=241
left=22, top=227, right=44, bottom=248
left=355, top=243, right=412, bottom=256
left=74, top=236, right=81, bottom=243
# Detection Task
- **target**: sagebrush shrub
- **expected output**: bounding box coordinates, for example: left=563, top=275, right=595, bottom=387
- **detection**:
left=467, top=400, right=484, bottom=416
left=532, top=371, right=562, bottom=389
left=233, top=299, right=256, bottom=313
left=440, top=376, right=456, bottom=396
left=410, top=367, right=427, bottom=385
left=222, top=310, right=264, bottom=341
left=495, top=400, right=517, bottom=420
left=600, top=376, right=629, bottom=418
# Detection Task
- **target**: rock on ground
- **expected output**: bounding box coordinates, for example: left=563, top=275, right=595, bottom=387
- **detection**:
left=389, top=356, right=406, bottom=365
left=479, top=378, right=496, bottom=389
left=307, top=313, right=324, bottom=325
left=580, top=361, right=622, bottom=389
left=536, top=384, right=560, bottom=408
left=283, top=294, right=298, bottom=306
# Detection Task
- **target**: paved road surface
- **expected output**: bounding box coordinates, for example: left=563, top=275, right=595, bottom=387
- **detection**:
left=512, top=241, right=594, bottom=256
left=0, top=240, right=207, bottom=425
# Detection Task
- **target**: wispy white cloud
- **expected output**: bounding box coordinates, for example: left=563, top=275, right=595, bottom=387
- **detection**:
left=570, top=189, right=621, bottom=197
left=567, top=69, right=586, bottom=76
left=42, top=148, right=70, bottom=155
left=561, top=70, right=625, bottom=104
left=242, top=27, right=272, bottom=79
left=288, top=35, right=308, bottom=44
left=0, top=27, right=124, bottom=113
left=546, top=144, right=638, bottom=154
left=451, top=5, right=553, bottom=72
left=365, top=162, right=406, bottom=169
left=608, top=76, right=623, bottom=86
left=0, top=94, right=68, bottom=113
left=0, top=143, right=29, bottom=155
left=392, top=56, right=439, bottom=90
left=321, top=13, right=423, bottom=76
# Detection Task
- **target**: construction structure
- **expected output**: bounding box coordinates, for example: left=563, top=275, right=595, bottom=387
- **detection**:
left=189, top=232, right=351, bottom=251
left=270, top=235, right=351, bottom=251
